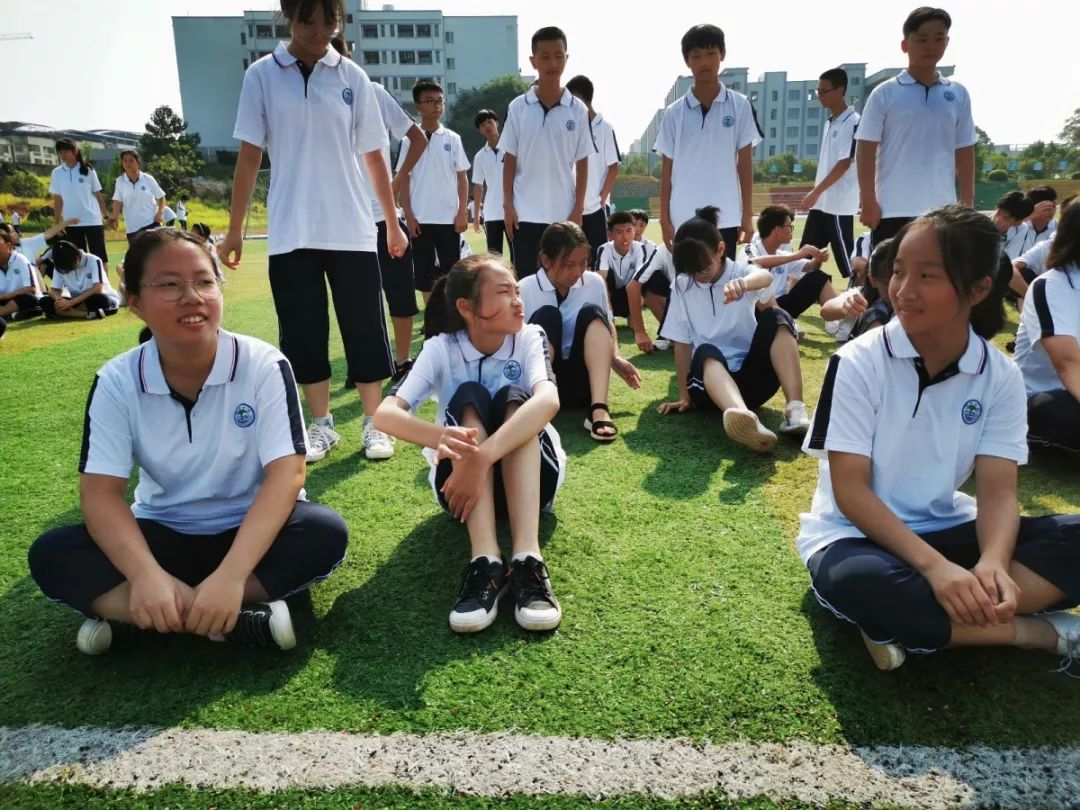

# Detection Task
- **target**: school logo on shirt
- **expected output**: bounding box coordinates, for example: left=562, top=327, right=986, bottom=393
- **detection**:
left=961, top=399, right=982, bottom=425
left=78, top=177, right=85, bottom=183
left=502, top=360, right=522, bottom=381
left=943, top=91, right=956, bottom=102
left=832, top=129, right=839, bottom=138
left=722, top=115, right=735, bottom=128
left=443, top=142, right=452, bottom=152
left=342, top=87, right=354, bottom=106
left=234, top=403, right=256, bottom=428
left=565, top=120, right=576, bottom=132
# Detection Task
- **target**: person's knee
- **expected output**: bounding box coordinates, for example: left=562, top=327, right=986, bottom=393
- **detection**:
left=27, top=527, right=74, bottom=594
left=303, top=507, right=349, bottom=570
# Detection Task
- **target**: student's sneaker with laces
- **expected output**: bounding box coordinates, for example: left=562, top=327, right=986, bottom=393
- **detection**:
left=305, top=420, right=340, bottom=464
left=1043, top=611, right=1080, bottom=672
left=390, top=357, right=414, bottom=383
left=722, top=407, right=777, bottom=453
left=86, top=308, right=108, bottom=320
left=449, top=557, right=509, bottom=633
left=834, top=316, right=855, bottom=342
left=362, top=419, right=395, bottom=460
left=509, top=556, right=562, bottom=632
left=860, top=629, right=906, bottom=671
left=779, top=400, right=812, bottom=436
left=652, top=337, right=672, bottom=351
left=225, top=600, right=296, bottom=650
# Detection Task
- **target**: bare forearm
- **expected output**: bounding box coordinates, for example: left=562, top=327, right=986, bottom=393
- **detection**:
left=660, top=159, right=672, bottom=226
left=502, top=154, right=517, bottom=212
left=481, top=387, right=559, bottom=463
left=626, top=282, right=647, bottom=334
left=81, top=479, right=160, bottom=582
left=362, top=150, right=399, bottom=225
left=856, top=141, right=878, bottom=203
left=673, top=342, right=691, bottom=399
left=457, top=172, right=468, bottom=214
left=573, top=159, right=588, bottom=211
left=737, top=148, right=753, bottom=213
left=396, top=126, right=426, bottom=177
left=600, top=164, right=619, bottom=205
left=373, top=398, right=445, bottom=450
left=227, top=142, right=263, bottom=233
left=813, top=159, right=851, bottom=196
left=955, top=146, right=975, bottom=207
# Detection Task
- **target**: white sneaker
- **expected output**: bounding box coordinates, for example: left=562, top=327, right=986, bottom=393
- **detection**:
left=76, top=619, right=113, bottom=655
left=363, top=421, right=395, bottom=460
left=1043, top=611, right=1080, bottom=659
left=722, top=407, right=777, bottom=453
left=305, top=421, right=340, bottom=464
left=652, top=337, right=673, bottom=351
left=835, top=316, right=855, bottom=342
left=860, top=630, right=906, bottom=671
left=779, top=400, right=811, bottom=436
left=824, top=319, right=841, bottom=336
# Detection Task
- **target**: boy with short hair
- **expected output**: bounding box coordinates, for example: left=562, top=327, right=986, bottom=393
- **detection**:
left=0, top=229, right=43, bottom=335
left=655, top=24, right=762, bottom=259
left=566, top=74, right=621, bottom=262
left=471, top=109, right=510, bottom=258
left=398, top=79, right=470, bottom=302
left=629, top=209, right=657, bottom=257
left=856, top=6, right=976, bottom=245
left=596, top=211, right=669, bottom=351
left=800, top=67, right=860, bottom=278
left=500, top=26, right=594, bottom=278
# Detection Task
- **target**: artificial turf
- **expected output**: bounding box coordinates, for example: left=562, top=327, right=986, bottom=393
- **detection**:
left=2, top=224, right=1079, bottom=771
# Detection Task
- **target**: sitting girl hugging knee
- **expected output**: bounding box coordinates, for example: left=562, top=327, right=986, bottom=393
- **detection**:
left=656, top=206, right=813, bottom=453
left=373, top=255, right=566, bottom=634
left=799, top=205, right=1080, bottom=672
left=520, top=221, right=641, bottom=442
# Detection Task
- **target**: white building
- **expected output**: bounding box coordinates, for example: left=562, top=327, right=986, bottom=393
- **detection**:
left=173, top=1, right=518, bottom=158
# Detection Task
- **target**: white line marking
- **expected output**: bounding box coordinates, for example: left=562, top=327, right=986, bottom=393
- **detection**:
left=2, top=725, right=1078, bottom=806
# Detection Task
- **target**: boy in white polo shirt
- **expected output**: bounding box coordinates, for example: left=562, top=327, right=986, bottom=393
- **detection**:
left=656, top=24, right=762, bottom=260
left=857, top=7, right=976, bottom=246
left=0, top=230, right=43, bottom=335
left=471, top=109, right=511, bottom=259
left=41, top=240, right=120, bottom=320
left=499, top=26, right=594, bottom=279
left=109, top=150, right=166, bottom=246
left=566, top=75, right=621, bottom=263
left=800, top=67, right=860, bottom=279
left=399, top=79, right=470, bottom=304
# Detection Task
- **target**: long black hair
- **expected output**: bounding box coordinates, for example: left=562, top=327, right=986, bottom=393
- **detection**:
left=671, top=205, right=723, bottom=278
left=1047, top=197, right=1080, bottom=273
left=54, top=137, right=91, bottom=177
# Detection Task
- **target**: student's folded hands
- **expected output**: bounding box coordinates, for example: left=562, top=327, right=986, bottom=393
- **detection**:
left=441, top=452, right=490, bottom=522
left=185, top=569, right=246, bottom=637
left=129, top=567, right=193, bottom=633
left=434, top=425, right=480, bottom=463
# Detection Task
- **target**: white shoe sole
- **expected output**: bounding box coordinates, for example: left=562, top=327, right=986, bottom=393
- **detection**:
left=364, top=444, right=395, bottom=460
left=861, top=630, right=905, bottom=671
left=305, top=447, right=328, bottom=464
left=267, top=600, right=296, bottom=651
left=778, top=419, right=810, bottom=436
left=449, top=589, right=506, bottom=634
left=723, top=409, right=777, bottom=453
left=514, top=604, right=563, bottom=632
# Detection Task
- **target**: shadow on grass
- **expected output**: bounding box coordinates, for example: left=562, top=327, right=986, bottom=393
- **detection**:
left=326, top=510, right=560, bottom=711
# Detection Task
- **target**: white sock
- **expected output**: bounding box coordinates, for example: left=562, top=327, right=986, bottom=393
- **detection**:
left=786, top=400, right=804, bottom=410
left=512, top=551, right=542, bottom=563
left=472, top=554, right=502, bottom=566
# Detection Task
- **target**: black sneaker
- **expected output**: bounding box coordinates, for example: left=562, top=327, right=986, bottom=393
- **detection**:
left=509, top=556, right=562, bottom=631
left=225, top=600, right=296, bottom=650
left=391, top=357, right=414, bottom=384
left=449, top=557, right=508, bottom=633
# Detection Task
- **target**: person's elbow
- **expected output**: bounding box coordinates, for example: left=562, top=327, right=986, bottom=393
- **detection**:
left=372, top=396, right=404, bottom=433
left=535, top=380, right=560, bottom=417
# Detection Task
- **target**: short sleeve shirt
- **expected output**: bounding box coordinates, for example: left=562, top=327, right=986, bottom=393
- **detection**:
left=363, top=82, right=416, bottom=223
left=519, top=268, right=612, bottom=359
left=472, top=143, right=506, bottom=223
left=1014, top=265, right=1080, bottom=395
left=597, top=241, right=648, bottom=289
left=49, top=165, right=104, bottom=226
left=53, top=252, right=118, bottom=301
left=583, top=113, right=620, bottom=215
left=112, top=172, right=166, bottom=234
left=0, top=251, right=37, bottom=296
left=396, top=124, right=470, bottom=224
left=813, top=107, right=860, bottom=216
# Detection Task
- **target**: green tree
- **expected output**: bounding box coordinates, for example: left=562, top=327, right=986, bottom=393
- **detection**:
left=974, top=126, right=994, bottom=176
left=3, top=170, right=44, bottom=198
left=446, top=74, right=532, bottom=161
left=621, top=153, right=649, bottom=176
left=1060, top=108, right=1080, bottom=151
left=137, top=105, right=204, bottom=196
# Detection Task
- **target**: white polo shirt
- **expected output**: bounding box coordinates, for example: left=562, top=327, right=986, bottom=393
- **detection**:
left=112, top=172, right=166, bottom=234
left=53, top=252, right=119, bottom=303
left=79, top=331, right=309, bottom=534
left=813, top=106, right=860, bottom=216
left=797, top=320, right=1028, bottom=564
left=744, top=236, right=812, bottom=297
left=583, top=113, right=620, bottom=216
left=472, top=143, right=506, bottom=223
left=396, top=124, right=469, bottom=225
left=0, top=251, right=37, bottom=296
left=15, top=233, right=47, bottom=263
left=233, top=42, right=388, bottom=256
left=660, top=257, right=770, bottom=367
left=1015, top=239, right=1052, bottom=277
left=520, top=268, right=612, bottom=359
left=654, top=84, right=762, bottom=230
left=856, top=71, right=977, bottom=219
left=48, top=165, right=104, bottom=226
left=634, top=243, right=674, bottom=286
left=498, top=87, right=594, bottom=224
left=597, top=241, right=648, bottom=289
left=1018, top=221, right=1056, bottom=256
left=1014, top=265, right=1080, bottom=396
left=361, top=83, right=415, bottom=224
left=851, top=231, right=873, bottom=267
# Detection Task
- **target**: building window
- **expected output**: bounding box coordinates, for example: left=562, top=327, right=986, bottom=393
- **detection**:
left=786, top=126, right=798, bottom=137
left=448, top=82, right=457, bottom=94
left=275, top=24, right=289, bottom=38
left=399, top=50, right=416, bottom=64
left=806, top=126, right=819, bottom=137
left=417, top=23, right=432, bottom=37
left=434, top=24, right=439, bottom=36
left=749, top=91, right=758, bottom=103
left=731, top=81, right=740, bottom=90
left=445, top=31, right=454, bottom=43
left=852, top=76, right=860, bottom=85
left=362, top=24, right=378, bottom=38
left=380, top=24, right=386, bottom=37
left=399, top=24, right=414, bottom=38
left=346, top=13, right=354, bottom=23
left=806, top=143, right=817, bottom=154
left=436, top=50, right=441, bottom=62
left=243, top=58, right=249, bottom=69
left=851, top=96, right=859, bottom=106
left=240, top=32, right=246, bottom=45
left=248, top=24, right=253, bottom=37
left=418, top=50, right=433, bottom=64
left=769, top=145, right=776, bottom=156
left=363, top=51, right=380, bottom=65
left=256, top=23, right=271, bottom=38
left=788, top=88, right=800, bottom=100
left=787, top=108, right=800, bottom=119
left=807, top=91, right=815, bottom=102
left=446, top=57, right=455, bottom=69
left=769, top=127, right=776, bottom=138
left=389, top=24, right=395, bottom=36
left=391, top=51, right=397, bottom=63
left=807, top=108, right=819, bottom=119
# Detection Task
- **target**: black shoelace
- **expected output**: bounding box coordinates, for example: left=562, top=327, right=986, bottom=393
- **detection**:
left=226, top=605, right=273, bottom=648
left=511, top=558, right=555, bottom=607
left=459, top=561, right=502, bottom=604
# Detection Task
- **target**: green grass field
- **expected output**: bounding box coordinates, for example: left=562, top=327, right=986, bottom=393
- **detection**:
left=2, top=225, right=1079, bottom=807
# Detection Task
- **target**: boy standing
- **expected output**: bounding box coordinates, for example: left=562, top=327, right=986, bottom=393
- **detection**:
left=398, top=79, right=470, bottom=303
left=857, top=6, right=976, bottom=244
left=566, top=74, right=621, bottom=261
left=655, top=24, right=761, bottom=259
left=800, top=68, right=860, bottom=279
left=500, top=26, right=594, bottom=278
left=471, top=109, right=510, bottom=258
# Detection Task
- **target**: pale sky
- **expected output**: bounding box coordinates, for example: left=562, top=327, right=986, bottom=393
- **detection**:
left=3, top=0, right=1077, bottom=149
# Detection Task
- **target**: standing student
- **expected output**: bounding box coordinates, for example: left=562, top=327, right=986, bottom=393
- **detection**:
left=857, top=7, right=976, bottom=245
left=471, top=109, right=511, bottom=258
left=219, top=0, right=407, bottom=464
left=500, top=26, right=594, bottom=279
left=11, top=210, right=21, bottom=234
left=656, top=24, right=762, bottom=258
left=566, top=75, right=621, bottom=262
left=41, top=240, right=120, bottom=320
left=1013, top=199, right=1080, bottom=455
left=657, top=206, right=812, bottom=452
left=521, top=221, right=641, bottom=441
left=49, top=137, right=110, bottom=270
left=800, top=67, right=860, bottom=279
left=374, top=256, right=566, bottom=634
left=28, top=229, right=348, bottom=655
left=0, top=230, right=43, bottom=336
left=398, top=79, right=470, bottom=304
left=800, top=205, right=1080, bottom=672
left=176, top=195, right=188, bottom=231
left=109, top=150, right=167, bottom=245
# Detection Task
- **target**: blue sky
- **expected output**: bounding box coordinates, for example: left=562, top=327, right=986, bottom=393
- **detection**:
left=4, top=0, right=1077, bottom=149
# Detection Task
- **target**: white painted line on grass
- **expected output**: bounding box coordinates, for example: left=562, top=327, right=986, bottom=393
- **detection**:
left=2, top=724, right=1077, bottom=807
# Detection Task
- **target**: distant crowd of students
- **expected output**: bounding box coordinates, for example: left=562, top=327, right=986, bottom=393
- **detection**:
left=14, top=1, right=1080, bottom=676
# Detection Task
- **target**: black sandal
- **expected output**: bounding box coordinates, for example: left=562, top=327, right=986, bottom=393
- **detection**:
left=584, top=402, right=618, bottom=442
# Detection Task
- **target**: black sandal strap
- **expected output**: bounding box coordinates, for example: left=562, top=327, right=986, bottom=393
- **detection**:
left=589, top=402, right=610, bottom=415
